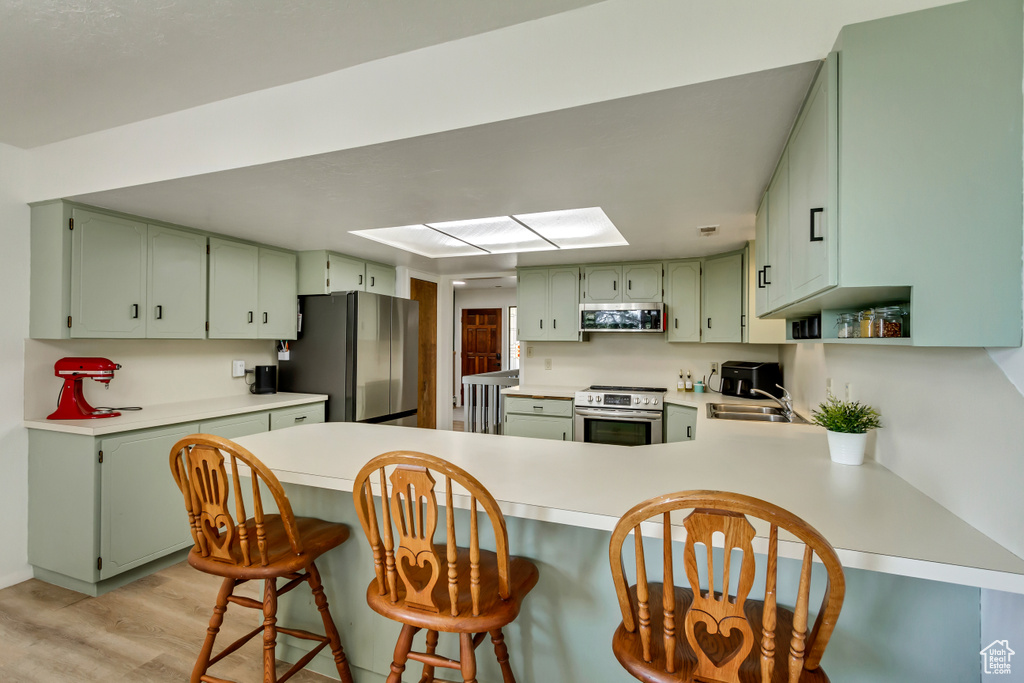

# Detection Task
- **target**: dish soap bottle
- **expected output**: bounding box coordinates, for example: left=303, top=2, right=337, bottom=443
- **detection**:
left=677, top=370, right=686, bottom=391
left=685, top=371, right=694, bottom=392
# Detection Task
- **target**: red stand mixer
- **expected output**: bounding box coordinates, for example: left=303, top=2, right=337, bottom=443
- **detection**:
left=47, top=357, right=122, bottom=420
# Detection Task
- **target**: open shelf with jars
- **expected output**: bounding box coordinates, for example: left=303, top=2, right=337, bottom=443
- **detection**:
left=786, top=302, right=913, bottom=344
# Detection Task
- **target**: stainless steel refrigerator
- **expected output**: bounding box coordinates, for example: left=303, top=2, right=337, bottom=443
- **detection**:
left=278, top=291, right=419, bottom=426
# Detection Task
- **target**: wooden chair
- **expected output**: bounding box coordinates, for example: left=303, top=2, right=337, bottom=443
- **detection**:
left=353, top=451, right=539, bottom=683
left=609, top=490, right=845, bottom=683
left=169, top=434, right=354, bottom=683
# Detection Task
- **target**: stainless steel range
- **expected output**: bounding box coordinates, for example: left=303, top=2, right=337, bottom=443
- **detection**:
left=573, top=385, right=666, bottom=446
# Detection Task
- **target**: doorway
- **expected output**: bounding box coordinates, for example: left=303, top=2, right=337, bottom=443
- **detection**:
left=460, top=308, right=501, bottom=403
left=410, top=278, right=437, bottom=429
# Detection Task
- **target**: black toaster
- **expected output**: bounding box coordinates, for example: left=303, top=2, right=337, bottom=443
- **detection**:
left=718, top=361, right=783, bottom=399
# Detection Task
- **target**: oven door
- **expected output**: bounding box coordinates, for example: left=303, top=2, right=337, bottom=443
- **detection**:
left=573, top=407, right=663, bottom=446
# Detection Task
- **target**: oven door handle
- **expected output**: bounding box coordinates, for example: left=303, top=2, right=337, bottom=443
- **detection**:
left=574, top=408, right=663, bottom=421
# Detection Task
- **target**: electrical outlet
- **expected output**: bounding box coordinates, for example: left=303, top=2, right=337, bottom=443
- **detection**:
left=232, top=360, right=245, bottom=378
left=844, top=382, right=852, bottom=401
left=710, top=362, right=718, bottom=374
left=825, top=377, right=833, bottom=394
left=544, top=358, right=552, bottom=370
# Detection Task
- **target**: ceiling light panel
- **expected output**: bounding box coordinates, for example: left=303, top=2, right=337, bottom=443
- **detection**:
left=514, top=207, right=628, bottom=249
left=427, top=216, right=556, bottom=254
left=350, top=225, right=486, bottom=258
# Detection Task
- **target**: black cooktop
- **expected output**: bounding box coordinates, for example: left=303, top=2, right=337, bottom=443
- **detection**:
left=587, top=385, right=667, bottom=393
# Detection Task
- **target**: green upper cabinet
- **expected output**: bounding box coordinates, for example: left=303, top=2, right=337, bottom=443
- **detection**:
left=516, top=266, right=580, bottom=342
left=764, top=149, right=792, bottom=313
left=147, top=225, right=207, bottom=339
left=257, top=248, right=297, bottom=339
left=297, top=250, right=397, bottom=296
left=753, top=195, right=770, bottom=318
left=664, top=260, right=701, bottom=343
left=70, top=209, right=148, bottom=338
left=582, top=262, right=662, bottom=303
left=702, top=251, right=744, bottom=343
left=208, top=238, right=259, bottom=339
left=365, top=262, right=397, bottom=296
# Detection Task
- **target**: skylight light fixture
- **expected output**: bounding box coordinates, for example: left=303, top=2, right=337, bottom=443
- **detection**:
left=350, top=207, right=627, bottom=258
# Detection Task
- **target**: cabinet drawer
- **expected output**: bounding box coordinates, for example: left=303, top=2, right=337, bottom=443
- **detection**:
left=270, top=403, right=325, bottom=430
left=504, top=396, right=573, bottom=417
left=198, top=411, right=271, bottom=440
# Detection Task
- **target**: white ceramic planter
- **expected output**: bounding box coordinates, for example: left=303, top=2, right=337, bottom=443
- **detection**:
left=826, top=430, right=868, bottom=466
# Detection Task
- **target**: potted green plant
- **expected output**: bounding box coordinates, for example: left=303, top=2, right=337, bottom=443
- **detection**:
left=811, top=394, right=882, bottom=465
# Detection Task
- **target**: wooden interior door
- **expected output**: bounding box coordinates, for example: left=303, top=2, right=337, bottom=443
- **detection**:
left=461, top=308, right=502, bottom=402
left=410, top=279, right=437, bottom=429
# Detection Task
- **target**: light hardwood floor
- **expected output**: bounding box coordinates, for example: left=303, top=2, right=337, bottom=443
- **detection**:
left=0, top=561, right=336, bottom=682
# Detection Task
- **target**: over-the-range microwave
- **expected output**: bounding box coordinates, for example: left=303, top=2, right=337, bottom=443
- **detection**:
left=578, top=302, right=665, bottom=332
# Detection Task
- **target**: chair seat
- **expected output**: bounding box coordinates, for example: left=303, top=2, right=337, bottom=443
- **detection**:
left=366, top=546, right=539, bottom=633
left=612, top=584, right=830, bottom=683
left=189, top=514, right=350, bottom=580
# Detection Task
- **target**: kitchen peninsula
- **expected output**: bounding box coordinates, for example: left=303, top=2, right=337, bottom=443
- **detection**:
left=232, top=410, right=1024, bottom=683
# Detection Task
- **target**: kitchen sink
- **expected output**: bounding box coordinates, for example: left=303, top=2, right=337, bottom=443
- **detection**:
left=706, top=403, right=811, bottom=424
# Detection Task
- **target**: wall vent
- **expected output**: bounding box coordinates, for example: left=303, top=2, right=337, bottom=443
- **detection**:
left=698, top=225, right=719, bottom=237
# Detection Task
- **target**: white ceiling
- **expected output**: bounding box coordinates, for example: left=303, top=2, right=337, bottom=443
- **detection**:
left=71, top=61, right=818, bottom=275
left=0, top=0, right=604, bottom=148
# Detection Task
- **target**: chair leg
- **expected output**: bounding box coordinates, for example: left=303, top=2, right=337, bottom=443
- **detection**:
left=306, top=562, right=354, bottom=683
left=418, top=630, right=439, bottom=683
left=192, top=576, right=236, bottom=683
left=263, top=577, right=279, bottom=683
left=387, top=623, right=420, bottom=683
left=459, top=632, right=479, bottom=683
left=490, top=628, right=516, bottom=683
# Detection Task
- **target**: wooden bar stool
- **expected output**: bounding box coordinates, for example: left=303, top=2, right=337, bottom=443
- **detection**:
left=353, top=451, right=539, bottom=683
left=609, top=490, right=846, bottom=683
left=169, top=434, right=354, bottom=683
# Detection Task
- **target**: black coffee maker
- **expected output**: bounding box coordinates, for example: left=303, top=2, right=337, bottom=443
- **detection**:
left=250, top=365, right=277, bottom=394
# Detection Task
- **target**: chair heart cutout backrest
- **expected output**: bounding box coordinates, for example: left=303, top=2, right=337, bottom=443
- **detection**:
left=353, top=451, right=512, bottom=617
left=609, top=490, right=846, bottom=683
left=170, top=434, right=303, bottom=567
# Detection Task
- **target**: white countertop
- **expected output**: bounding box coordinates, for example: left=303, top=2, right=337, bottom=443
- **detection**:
left=236, top=415, right=1024, bottom=594
left=24, top=392, right=327, bottom=436
left=500, top=385, right=580, bottom=399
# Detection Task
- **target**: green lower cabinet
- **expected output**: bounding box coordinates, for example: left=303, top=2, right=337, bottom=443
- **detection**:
left=664, top=404, right=698, bottom=442
left=99, top=423, right=198, bottom=580
left=503, top=412, right=573, bottom=441
left=199, top=411, right=272, bottom=439
left=270, top=403, right=326, bottom=430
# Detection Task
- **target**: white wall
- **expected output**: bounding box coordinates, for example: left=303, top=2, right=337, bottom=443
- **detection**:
left=23, top=339, right=276, bottom=418
left=453, top=287, right=518, bottom=406
left=520, top=335, right=780, bottom=390
left=0, top=143, right=32, bottom=587
left=780, top=343, right=1024, bottom=560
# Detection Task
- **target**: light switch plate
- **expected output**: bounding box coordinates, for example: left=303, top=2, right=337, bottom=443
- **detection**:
left=232, top=360, right=246, bottom=378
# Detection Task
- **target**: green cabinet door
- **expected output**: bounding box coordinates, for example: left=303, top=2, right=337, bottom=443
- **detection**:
left=503, top=413, right=573, bottom=441
left=754, top=195, right=770, bottom=317
left=547, top=266, right=580, bottom=341
left=366, top=262, right=397, bottom=296
left=70, top=208, right=147, bottom=338
left=766, top=151, right=791, bottom=312
left=147, top=225, right=207, bottom=339
left=198, top=412, right=270, bottom=439
left=787, top=55, right=837, bottom=303
left=664, top=404, right=697, bottom=442
left=99, top=422, right=198, bottom=579
left=665, top=260, right=701, bottom=342
left=270, top=403, right=325, bottom=430
left=208, top=238, right=259, bottom=339
left=257, top=248, right=297, bottom=340
left=330, top=252, right=366, bottom=292
left=702, top=251, right=744, bottom=343
left=582, top=264, right=621, bottom=302
left=517, top=268, right=549, bottom=341
left=621, top=263, right=662, bottom=302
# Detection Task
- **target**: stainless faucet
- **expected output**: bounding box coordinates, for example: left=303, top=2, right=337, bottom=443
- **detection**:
left=751, top=384, right=795, bottom=420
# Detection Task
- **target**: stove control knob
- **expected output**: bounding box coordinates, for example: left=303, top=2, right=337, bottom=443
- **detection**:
left=644, top=398, right=650, bottom=404
left=595, top=396, right=602, bottom=403
left=653, top=399, right=659, bottom=405
left=634, top=397, right=640, bottom=404
left=587, top=395, right=593, bottom=403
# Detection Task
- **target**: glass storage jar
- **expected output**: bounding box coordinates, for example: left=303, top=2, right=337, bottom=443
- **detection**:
left=874, top=306, right=906, bottom=338
left=836, top=312, right=859, bottom=338
left=859, top=309, right=877, bottom=338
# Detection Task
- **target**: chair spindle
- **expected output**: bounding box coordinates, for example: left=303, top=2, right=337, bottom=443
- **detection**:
left=761, top=524, right=779, bottom=683
left=380, top=468, right=398, bottom=602
left=229, top=454, right=252, bottom=566
left=634, top=526, right=652, bottom=663
left=363, top=482, right=387, bottom=596
left=788, top=545, right=814, bottom=683
left=662, top=511, right=676, bottom=674
left=446, top=476, right=459, bottom=617
left=470, top=495, right=481, bottom=616
left=250, top=474, right=269, bottom=566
